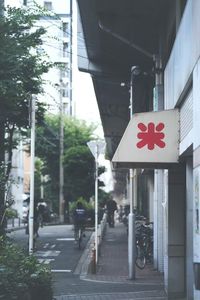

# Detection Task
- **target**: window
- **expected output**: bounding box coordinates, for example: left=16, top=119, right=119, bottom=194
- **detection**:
left=60, top=68, right=69, bottom=78
left=63, top=43, right=68, bottom=58
left=23, top=0, right=27, bottom=5
left=63, top=102, right=69, bottom=115
left=44, top=1, right=52, bottom=11
left=62, top=89, right=68, bottom=98
left=63, top=23, right=69, bottom=38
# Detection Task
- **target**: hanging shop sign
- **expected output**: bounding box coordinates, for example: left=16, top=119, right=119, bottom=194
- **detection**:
left=112, top=109, right=179, bottom=169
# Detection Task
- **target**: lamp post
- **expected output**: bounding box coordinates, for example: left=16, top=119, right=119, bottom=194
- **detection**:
left=87, top=140, right=105, bottom=266
left=128, top=66, right=140, bottom=279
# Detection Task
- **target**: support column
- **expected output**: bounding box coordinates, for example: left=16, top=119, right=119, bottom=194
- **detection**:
left=153, top=56, right=164, bottom=272
left=167, top=164, right=186, bottom=299
left=186, top=158, right=194, bottom=300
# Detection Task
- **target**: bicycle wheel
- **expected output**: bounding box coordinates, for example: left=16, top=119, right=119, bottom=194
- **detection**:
left=135, top=245, right=146, bottom=269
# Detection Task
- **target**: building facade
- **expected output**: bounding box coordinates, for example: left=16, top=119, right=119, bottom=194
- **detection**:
left=76, top=0, right=200, bottom=299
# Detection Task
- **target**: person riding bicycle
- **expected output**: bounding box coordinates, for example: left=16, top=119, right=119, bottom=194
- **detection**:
left=73, top=201, right=87, bottom=241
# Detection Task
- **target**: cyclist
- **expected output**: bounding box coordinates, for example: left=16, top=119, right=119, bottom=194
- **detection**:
left=73, top=201, right=87, bottom=242
left=106, top=198, right=117, bottom=227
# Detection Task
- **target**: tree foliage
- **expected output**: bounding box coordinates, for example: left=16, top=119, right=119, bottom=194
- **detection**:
left=35, top=115, right=105, bottom=214
left=0, top=5, right=52, bottom=235
left=0, top=6, right=51, bottom=129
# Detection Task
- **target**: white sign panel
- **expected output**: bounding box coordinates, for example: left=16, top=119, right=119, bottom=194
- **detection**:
left=112, top=109, right=179, bottom=165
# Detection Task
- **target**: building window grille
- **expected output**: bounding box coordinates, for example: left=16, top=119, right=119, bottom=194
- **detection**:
left=44, top=1, right=52, bottom=11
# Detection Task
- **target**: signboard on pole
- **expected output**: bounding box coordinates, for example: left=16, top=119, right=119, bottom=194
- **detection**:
left=112, top=109, right=179, bottom=168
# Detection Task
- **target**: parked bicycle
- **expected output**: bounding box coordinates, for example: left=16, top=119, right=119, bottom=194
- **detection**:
left=135, top=222, right=153, bottom=269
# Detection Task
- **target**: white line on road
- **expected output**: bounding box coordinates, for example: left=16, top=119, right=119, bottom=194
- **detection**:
left=56, top=238, right=75, bottom=241
left=44, top=243, right=49, bottom=248
left=35, top=250, right=60, bottom=257
left=50, top=244, right=56, bottom=249
left=38, top=258, right=55, bottom=264
left=51, top=269, right=72, bottom=273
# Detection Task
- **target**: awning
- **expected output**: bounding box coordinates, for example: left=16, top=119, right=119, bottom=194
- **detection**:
left=112, top=109, right=180, bottom=169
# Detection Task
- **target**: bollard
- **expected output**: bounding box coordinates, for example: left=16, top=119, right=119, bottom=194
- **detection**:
left=91, top=246, right=96, bottom=274
left=12, top=217, right=15, bottom=227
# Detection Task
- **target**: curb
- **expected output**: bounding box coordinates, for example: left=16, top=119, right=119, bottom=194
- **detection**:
left=74, top=215, right=107, bottom=277
left=74, top=232, right=95, bottom=276
left=5, top=226, right=26, bottom=233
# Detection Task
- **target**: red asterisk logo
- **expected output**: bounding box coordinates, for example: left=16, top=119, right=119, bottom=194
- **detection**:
left=136, top=122, right=166, bottom=150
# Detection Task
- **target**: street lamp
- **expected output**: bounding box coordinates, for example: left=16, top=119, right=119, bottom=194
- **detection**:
left=87, top=140, right=105, bottom=266
left=128, top=66, right=140, bottom=279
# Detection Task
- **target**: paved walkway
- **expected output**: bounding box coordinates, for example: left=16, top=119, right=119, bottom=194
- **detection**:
left=85, top=222, right=165, bottom=287
left=55, top=222, right=167, bottom=299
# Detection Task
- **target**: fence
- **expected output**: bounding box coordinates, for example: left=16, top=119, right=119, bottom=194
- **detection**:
left=5, top=218, right=26, bottom=232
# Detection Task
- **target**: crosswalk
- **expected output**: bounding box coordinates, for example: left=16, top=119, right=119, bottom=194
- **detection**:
left=35, top=242, right=71, bottom=273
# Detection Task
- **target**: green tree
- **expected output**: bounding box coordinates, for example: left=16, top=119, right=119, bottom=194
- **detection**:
left=35, top=115, right=105, bottom=220
left=0, top=6, right=52, bottom=235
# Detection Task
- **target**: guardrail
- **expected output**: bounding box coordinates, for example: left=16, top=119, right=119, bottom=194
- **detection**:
left=5, top=218, right=26, bottom=232
left=88, top=213, right=107, bottom=274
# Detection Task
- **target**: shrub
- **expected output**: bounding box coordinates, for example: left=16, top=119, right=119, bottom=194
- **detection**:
left=0, top=237, right=53, bottom=300
left=69, top=197, right=93, bottom=212
left=5, top=207, right=18, bottom=219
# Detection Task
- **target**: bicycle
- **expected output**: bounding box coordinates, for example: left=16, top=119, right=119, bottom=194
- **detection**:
left=135, top=223, right=153, bottom=269
left=74, top=225, right=84, bottom=249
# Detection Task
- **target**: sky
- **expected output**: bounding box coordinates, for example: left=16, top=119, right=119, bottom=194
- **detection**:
left=72, top=2, right=113, bottom=192
left=73, top=71, right=104, bottom=139
left=73, top=69, right=114, bottom=193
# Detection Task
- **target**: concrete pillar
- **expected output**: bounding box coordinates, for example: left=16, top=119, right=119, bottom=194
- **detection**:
left=186, top=158, right=194, bottom=300
left=167, top=164, right=186, bottom=299
left=154, top=169, right=164, bottom=272
left=153, top=57, right=164, bottom=272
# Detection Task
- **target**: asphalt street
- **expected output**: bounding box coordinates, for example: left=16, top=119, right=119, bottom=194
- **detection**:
left=8, top=225, right=166, bottom=300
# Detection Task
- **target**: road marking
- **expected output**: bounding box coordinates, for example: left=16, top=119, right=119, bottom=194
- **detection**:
left=35, top=250, right=60, bottom=257
left=38, top=258, right=55, bottom=264
left=56, top=238, right=75, bottom=241
left=51, top=269, right=71, bottom=273
left=50, top=244, right=56, bottom=249
left=44, top=243, right=49, bottom=248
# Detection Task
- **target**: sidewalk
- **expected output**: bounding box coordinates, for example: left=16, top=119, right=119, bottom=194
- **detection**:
left=82, top=222, right=167, bottom=298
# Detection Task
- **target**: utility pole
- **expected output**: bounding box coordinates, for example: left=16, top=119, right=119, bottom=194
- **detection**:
left=29, top=97, right=36, bottom=255
left=87, top=140, right=105, bottom=267
left=59, top=83, right=65, bottom=223
left=94, top=143, right=99, bottom=265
